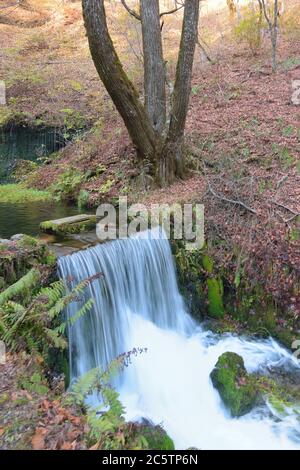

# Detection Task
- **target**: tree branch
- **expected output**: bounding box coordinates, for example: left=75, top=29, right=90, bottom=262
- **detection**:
left=120, top=0, right=141, bottom=21
left=204, top=168, right=257, bottom=214
left=160, top=2, right=185, bottom=18
left=271, top=200, right=300, bottom=218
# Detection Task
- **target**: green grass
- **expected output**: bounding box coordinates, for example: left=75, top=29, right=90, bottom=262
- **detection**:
left=0, top=184, right=52, bottom=203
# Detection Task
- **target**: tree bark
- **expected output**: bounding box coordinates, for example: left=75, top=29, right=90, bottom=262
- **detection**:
left=260, top=0, right=279, bottom=72
left=140, top=0, right=166, bottom=134
left=82, top=0, right=159, bottom=165
left=82, top=0, right=200, bottom=187
left=161, top=0, right=200, bottom=184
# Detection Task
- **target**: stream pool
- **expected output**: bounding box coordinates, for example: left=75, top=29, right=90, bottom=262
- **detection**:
left=0, top=200, right=81, bottom=239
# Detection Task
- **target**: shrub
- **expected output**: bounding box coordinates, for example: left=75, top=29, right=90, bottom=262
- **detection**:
left=234, top=6, right=263, bottom=53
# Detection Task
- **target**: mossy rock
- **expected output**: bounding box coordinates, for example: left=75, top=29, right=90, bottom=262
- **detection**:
left=0, top=235, right=56, bottom=285
left=40, top=214, right=96, bottom=235
left=210, top=352, right=260, bottom=417
left=139, top=424, right=175, bottom=450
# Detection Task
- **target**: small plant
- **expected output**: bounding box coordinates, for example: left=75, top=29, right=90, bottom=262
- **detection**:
left=60, top=108, right=86, bottom=138
left=99, top=179, right=115, bottom=194
left=19, top=372, right=49, bottom=395
left=234, top=6, right=263, bottom=53
left=51, top=168, right=86, bottom=202
left=65, top=349, right=174, bottom=450
left=272, top=144, right=294, bottom=169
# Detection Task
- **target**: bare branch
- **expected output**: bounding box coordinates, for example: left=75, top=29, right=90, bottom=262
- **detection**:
left=160, top=2, right=185, bottom=18
left=271, top=200, right=299, bottom=216
left=204, top=167, right=257, bottom=215
left=120, top=0, right=141, bottom=21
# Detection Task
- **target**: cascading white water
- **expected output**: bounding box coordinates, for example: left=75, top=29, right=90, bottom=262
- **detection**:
left=58, top=228, right=300, bottom=450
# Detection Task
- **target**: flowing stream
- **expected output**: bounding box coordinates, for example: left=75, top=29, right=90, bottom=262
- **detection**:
left=58, top=228, right=300, bottom=450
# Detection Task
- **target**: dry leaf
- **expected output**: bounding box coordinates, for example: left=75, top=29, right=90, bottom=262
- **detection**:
left=31, top=427, right=47, bottom=450
left=89, top=442, right=100, bottom=450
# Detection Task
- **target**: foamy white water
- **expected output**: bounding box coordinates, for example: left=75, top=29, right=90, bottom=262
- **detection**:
left=58, top=229, right=300, bottom=450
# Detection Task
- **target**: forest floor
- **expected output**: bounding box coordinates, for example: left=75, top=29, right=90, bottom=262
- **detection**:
left=0, top=354, right=87, bottom=450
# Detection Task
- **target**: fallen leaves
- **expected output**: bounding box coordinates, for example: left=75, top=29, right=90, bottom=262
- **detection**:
left=29, top=399, right=86, bottom=450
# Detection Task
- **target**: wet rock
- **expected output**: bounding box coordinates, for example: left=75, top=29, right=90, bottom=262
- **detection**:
left=40, top=214, right=96, bottom=235
left=11, top=233, right=26, bottom=241
left=210, top=351, right=260, bottom=417
left=0, top=238, right=10, bottom=245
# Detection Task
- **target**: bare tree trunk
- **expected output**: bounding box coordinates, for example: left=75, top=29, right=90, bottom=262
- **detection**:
left=161, top=0, right=200, bottom=185
left=260, top=0, right=279, bottom=72
left=227, top=0, right=237, bottom=21
left=140, top=0, right=166, bottom=134
left=82, top=0, right=159, bottom=166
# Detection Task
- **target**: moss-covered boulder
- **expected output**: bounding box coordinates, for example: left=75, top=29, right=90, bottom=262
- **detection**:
left=0, top=234, right=56, bottom=285
left=210, top=352, right=260, bottom=417
left=139, top=423, right=175, bottom=450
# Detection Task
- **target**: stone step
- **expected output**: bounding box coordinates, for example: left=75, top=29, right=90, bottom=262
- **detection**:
left=40, top=214, right=96, bottom=235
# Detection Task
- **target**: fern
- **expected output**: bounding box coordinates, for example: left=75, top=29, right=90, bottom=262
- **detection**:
left=66, top=351, right=148, bottom=449
left=0, top=276, right=93, bottom=359
left=0, top=269, right=40, bottom=307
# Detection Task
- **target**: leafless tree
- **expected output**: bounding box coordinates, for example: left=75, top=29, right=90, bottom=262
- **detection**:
left=258, top=0, right=279, bottom=72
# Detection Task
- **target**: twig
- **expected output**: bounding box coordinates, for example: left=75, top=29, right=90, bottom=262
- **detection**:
left=271, top=200, right=299, bottom=216
left=204, top=169, right=257, bottom=214
left=271, top=200, right=300, bottom=223
left=276, top=175, right=288, bottom=189
left=196, top=38, right=212, bottom=63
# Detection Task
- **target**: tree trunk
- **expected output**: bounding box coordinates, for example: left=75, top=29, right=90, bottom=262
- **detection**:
left=82, top=0, right=200, bottom=187
left=82, top=0, right=159, bottom=166
left=140, top=0, right=166, bottom=134
left=271, top=0, right=279, bottom=72
left=161, top=0, right=200, bottom=185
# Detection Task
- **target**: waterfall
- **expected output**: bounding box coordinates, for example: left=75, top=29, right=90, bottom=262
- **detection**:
left=58, top=228, right=300, bottom=450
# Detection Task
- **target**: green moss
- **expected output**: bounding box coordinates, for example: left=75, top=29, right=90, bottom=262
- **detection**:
left=0, top=393, right=9, bottom=405
left=140, top=425, right=175, bottom=450
left=42, top=252, right=57, bottom=267
left=0, top=107, right=14, bottom=127
left=210, top=352, right=260, bottom=417
left=207, top=278, right=225, bottom=319
left=0, top=184, right=52, bottom=203
left=202, top=253, right=224, bottom=319
left=202, top=254, right=214, bottom=273
left=16, top=235, right=39, bottom=249
left=40, top=216, right=96, bottom=235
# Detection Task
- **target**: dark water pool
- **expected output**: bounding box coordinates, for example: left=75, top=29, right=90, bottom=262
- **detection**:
left=0, top=200, right=81, bottom=239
